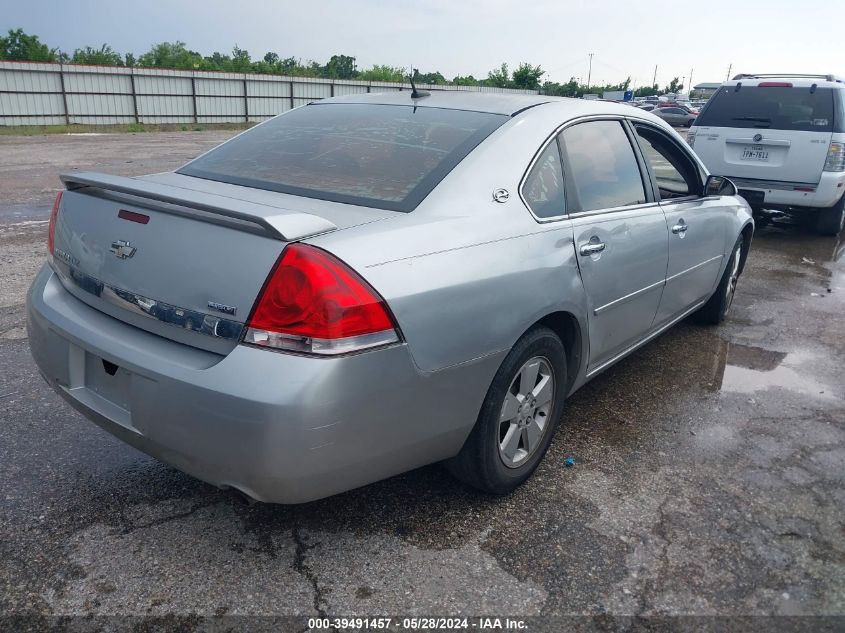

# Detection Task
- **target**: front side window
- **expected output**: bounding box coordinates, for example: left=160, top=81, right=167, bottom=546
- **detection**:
left=179, top=103, right=508, bottom=212
left=560, top=121, right=646, bottom=212
left=522, top=141, right=565, bottom=218
left=634, top=126, right=701, bottom=199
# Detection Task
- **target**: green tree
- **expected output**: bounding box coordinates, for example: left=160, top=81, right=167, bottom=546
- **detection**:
left=634, top=84, right=660, bottom=97
left=230, top=46, right=251, bottom=72
left=138, top=41, right=203, bottom=69
left=416, top=71, right=446, bottom=85
left=263, top=51, right=279, bottom=65
left=511, top=62, right=544, bottom=90
left=203, top=51, right=231, bottom=70
left=664, top=77, right=683, bottom=94
left=452, top=74, right=479, bottom=86
left=542, top=77, right=579, bottom=97
left=72, top=44, right=122, bottom=66
left=323, top=54, right=357, bottom=79
left=486, top=62, right=510, bottom=88
left=358, top=65, right=405, bottom=82
left=124, top=52, right=136, bottom=67
left=0, top=28, right=57, bottom=62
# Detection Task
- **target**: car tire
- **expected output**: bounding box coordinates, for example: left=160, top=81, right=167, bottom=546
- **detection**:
left=696, top=236, right=744, bottom=325
left=446, top=326, right=567, bottom=494
left=815, top=195, right=845, bottom=236
left=685, top=119, right=694, bottom=127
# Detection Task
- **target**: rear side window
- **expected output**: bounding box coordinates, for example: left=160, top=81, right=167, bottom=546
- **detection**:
left=522, top=141, right=565, bottom=218
left=179, top=103, right=507, bottom=212
left=696, top=86, right=834, bottom=132
left=560, top=121, right=646, bottom=212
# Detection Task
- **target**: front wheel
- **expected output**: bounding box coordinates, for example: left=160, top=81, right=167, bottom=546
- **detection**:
left=446, top=327, right=567, bottom=494
left=815, top=195, right=845, bottom=236
left=696, top=236, right=744, bottom=325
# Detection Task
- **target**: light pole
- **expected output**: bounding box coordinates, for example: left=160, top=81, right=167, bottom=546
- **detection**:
left=587, top=53, right=594, bottom=87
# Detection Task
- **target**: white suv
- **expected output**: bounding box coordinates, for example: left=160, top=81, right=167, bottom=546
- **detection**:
left=688, top=74, right=845, bottom=235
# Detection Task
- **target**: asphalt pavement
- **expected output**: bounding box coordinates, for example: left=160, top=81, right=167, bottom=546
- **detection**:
left=0, top=131, right=843, bottom=629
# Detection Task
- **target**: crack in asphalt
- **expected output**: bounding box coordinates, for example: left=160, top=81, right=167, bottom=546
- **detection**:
left=115, top=501, right=219, bottom=536
left=292, top=526, right=331, bottom=624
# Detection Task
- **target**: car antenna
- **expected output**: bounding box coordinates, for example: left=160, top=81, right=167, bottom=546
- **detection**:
left=409, top=68, right=430, bottom=99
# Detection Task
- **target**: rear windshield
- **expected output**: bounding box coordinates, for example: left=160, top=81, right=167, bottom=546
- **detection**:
left=179, top=103, right=507, bottom=212
left=696, top=85, right=835, bottom=132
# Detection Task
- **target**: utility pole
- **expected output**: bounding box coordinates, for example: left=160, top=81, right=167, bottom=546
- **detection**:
left=587, top=53, right=594, bottom=87
left=688, top=67, right=693, bottom=96
left=726, top=63, right=732, bottom=81
left=652, top=65, right=658, bottom=89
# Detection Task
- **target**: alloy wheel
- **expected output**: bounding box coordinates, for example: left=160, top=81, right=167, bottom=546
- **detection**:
left=724, top=243, right=742, bottom=309
left=498, top=356, right=555, bottom=468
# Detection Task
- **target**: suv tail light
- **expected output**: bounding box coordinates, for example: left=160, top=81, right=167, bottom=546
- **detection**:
left=824, top=142, right=845, bottom=172
left=47, top=191, right=63, bottom=255
left=243, top=243, right=400, bottom=355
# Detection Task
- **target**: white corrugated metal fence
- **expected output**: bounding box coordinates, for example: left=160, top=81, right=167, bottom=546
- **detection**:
left=0, top=61, right=538, bottom=126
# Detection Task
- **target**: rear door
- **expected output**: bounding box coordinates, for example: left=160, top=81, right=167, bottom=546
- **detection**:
left=691, top=84, right=835, bottom=183
left=632, top=123, right=728, bottom=323
left=559, top=119, right=668, bottom=371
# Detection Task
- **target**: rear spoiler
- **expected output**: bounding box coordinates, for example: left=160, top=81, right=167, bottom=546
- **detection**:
left=60, top=172, right=338, bottom=241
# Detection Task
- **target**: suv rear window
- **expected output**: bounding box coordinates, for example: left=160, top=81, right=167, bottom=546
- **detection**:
left=179, top=103, right=507, bottom=212
left=696, top=86, right=835, bottom=132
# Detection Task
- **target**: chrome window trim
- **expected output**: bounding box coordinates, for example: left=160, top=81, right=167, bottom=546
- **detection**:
left=567, top=200, right=662, bottom=220
left=50, top=258, right=244, bottom=342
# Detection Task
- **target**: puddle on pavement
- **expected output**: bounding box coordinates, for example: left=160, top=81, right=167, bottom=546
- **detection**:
left=706, top=341, right=838, bottom=400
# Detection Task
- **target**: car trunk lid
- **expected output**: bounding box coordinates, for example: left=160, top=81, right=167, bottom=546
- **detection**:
left=51, top=172, right=393, bottom=354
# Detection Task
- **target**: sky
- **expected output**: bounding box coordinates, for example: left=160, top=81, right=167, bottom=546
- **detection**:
left=4, top=0, right=844, bottom=90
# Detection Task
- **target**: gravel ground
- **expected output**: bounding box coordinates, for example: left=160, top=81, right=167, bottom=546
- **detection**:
left=0, top=131, right=843, bottom=631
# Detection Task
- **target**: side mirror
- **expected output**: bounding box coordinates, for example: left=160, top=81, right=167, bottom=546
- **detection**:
left=704, top=175, right=737, bottom=197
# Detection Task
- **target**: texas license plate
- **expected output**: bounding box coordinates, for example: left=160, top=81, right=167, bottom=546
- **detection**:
left=741, top=146, right=769, bottom=161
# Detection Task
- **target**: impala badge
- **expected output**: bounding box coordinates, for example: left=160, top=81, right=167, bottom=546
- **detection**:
left=110, top=240, right=136, bottom=260
left=208, top=301, right=237, bottom=316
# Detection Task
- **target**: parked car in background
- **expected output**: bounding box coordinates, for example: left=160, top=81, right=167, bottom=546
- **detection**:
left=689, top=73, right=845, bottom=234
left=637, top=104, right=656, bottom=111
left=27, top=93, right=753, bottom=503
left=653, top=106, right=698, bottom=127
left=658, top=102, right=699, bottom=114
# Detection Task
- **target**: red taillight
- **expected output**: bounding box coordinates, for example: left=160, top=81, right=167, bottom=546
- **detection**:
left=47, top=191, right=63, bottom=255
left=758, top=82, right=792, bottom=88
left=243, top=243, right=399, bottom=355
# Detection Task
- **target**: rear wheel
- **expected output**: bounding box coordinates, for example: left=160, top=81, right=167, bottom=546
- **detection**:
left=815, top=195, right=845, bottom=236
left=446, top=327, right=567, bottom=494
left=696, top=237, right=744, bottom=325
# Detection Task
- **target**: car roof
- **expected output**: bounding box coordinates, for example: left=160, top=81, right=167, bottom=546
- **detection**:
left=315, top=90, right=639, bottom=117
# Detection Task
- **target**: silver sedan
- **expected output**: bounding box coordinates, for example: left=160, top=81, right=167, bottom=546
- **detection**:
left=27, top=92, right=753, bottom=503
left=652, top=105, right=698, bottom=127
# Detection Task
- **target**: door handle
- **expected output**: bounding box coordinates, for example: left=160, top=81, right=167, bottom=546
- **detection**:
left=671, top=222, right=688, bottom=234
left=579, top=241, right=606, bottom=256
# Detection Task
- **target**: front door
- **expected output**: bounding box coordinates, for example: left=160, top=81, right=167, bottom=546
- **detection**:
left=632, top=123, right=728, bottom=324
left=559, top=120, right=669, bottom=371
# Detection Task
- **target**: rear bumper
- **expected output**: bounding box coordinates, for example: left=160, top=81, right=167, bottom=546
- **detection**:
left=27, top=265, right=498, bottom=503
left=731, top=172, right=845, bottom=210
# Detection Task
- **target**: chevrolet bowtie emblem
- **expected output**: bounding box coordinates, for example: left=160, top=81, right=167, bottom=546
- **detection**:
left=110, top=240, right=137, bottom=260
